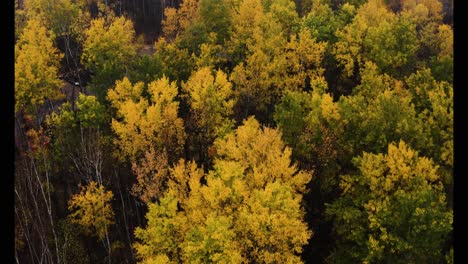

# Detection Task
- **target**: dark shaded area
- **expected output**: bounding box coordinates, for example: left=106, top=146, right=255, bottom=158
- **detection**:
left=109, top=0, right=183, bottom=43
left=301, top=178, right=336, bottom=263
left=441, top=0, right=453, bottom=24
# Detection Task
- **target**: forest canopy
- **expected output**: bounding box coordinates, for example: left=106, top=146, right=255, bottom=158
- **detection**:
left=14, top=0, right=453, bottom=263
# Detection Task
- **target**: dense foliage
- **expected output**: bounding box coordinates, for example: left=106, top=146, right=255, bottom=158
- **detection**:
left=14, top=0, right=453, bottom=263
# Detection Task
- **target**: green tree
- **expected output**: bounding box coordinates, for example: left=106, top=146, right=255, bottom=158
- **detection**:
left=326, top=141, right=452, bottom=263
left=127, top=54, right=163, bottom=84
left=334, top=61, right=428, bottom=159
left=333, top=0, right=421, bottom=79
left=23, top=0, right=89, bottom=38
left=363, top=13, right=419, bottom=77
left=46, top=93, right=106, bottom=147
left=162, top=0, right=232, bottom=57
left=81, top=16, right=136, bottom=100
left=427, top=24, right=453, bottom=82
left=303, top=1, right=357, bottom=97
left=302, top=0, right=337, bottom=42
left=275, top=89, right=344, bottom=195
left=177, top=21, right=210, bottom=57
left=45, top=93, right=109, bottom=201
left=405, top=68, right=453, bottom=192
left=153, top=38, right=194, bottom=84
left=339, top=89, right=425, bottom=158
left=405, top=68, right=453, bottom=166
left=199, top=0, right=232, bottom=44
left=274, top=90, right=314, bottom=152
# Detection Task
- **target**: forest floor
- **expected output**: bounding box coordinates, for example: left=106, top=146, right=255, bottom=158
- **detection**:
left=138, top=44, right=155, bottom=56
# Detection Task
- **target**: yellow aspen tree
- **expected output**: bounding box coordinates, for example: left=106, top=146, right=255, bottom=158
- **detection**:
left=183, top=67, right=236, bottom=162
left=15, top=18, right=63, bottom=114
left=134, top=117, right=312, bottom=263
left=108, top=77, right=186, bottom=162
left=68, top=181, right=114, bottom=240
